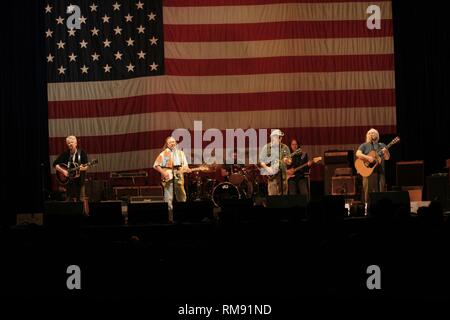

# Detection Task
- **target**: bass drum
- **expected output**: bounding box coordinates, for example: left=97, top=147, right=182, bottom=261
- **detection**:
left=212, top=182, right=240, bottom=207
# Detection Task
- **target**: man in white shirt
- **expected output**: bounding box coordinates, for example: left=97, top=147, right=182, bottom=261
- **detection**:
left=153, top=136, right=191, bottom=214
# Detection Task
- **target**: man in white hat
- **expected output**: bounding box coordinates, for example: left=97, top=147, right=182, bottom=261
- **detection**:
left=259, top=129, right=291, bottom=195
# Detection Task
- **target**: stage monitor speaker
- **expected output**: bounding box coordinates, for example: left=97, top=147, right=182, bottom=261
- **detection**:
left=324, top=164, right=351, bottom=195
left=396, top=160, right=424, bottom=187
left=89, top=201, right=124, bottom=225
left=217, top=198, right=256, bottom=225
left=426, top=175, right=449, bottom=210
left=173, top=200, right=214, bottom=222
left=266, top=195, right=307, bottom=208
left=127, top=202, right=168, bottom=224
left=306, top=195, right=346, bottom=221
left=332, top=176, right=356, bottom=195
left=266, top=195, right=308, bottom=223
left=368, top=191, right=410, bottom=216
left=44, top=201, right=84, bottom=226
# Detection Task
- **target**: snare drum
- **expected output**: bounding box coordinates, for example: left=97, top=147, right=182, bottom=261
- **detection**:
left=212, top=182, right=240, bottom=207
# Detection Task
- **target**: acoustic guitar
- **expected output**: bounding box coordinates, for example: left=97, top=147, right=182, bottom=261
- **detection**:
left=261, top=148, right=303, bottom=179
left=56, top=159, right=98, bottom=185
left=160, top=165, right=210, bottom=188
left=354, top=136, right=400, bottom=177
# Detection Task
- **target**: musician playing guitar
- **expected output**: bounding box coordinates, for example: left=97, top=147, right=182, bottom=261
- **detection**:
left=153, top=136, right=191, bottom=215
left=53, top=135, right=89, bottom=205
left=259, top=129, right=291, bottom=196
left=355, top=128, right=391, bottom=203
left=286, top=138, right=310, bottom=198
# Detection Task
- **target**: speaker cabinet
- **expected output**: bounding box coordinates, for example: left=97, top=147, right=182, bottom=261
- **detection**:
left=324, top=150, right=354, bottom=165
left=127, top=202, right=168, bottom=224
left=368, top=191, right=410, bottom=215
left=401, top=186, right=423, bottom=201
left=396, top=160, right=424, bottom=187
left=129, top=196, right=165, bottom=203
left=173, top=200, right=214, bottom=222
left=266, top=195, right=307, bottom=208
left=16, top=213, right=44, bottom=226
left=427, top=175, right=449, bottom=209
left=44, top=201, right=84, bottom=226
left=332, top=176, right=356, bottom=195
left=139, top=186, right=163, bottom=197
left=307, top=195, right=347, bottom=221
left=113, top=186, right=140, bottom=200
left=89, top=201, right=124, bottom=225
left=85, top=180, right=111, bottom=201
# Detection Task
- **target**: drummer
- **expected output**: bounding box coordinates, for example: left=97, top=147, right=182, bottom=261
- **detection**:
left=222, top=151, right=245, bottom=182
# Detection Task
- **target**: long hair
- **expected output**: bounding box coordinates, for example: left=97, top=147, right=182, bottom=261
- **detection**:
left=365, top=128, right=380, bottom=143
left=290, top=138, right=300, bottom=152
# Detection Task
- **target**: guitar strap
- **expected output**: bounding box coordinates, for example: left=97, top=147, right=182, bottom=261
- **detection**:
left=69, top=150, right=81, bottom=165
left=67, top=151, right=75, bottom=168
left=67, top=151, right=82, bottom=173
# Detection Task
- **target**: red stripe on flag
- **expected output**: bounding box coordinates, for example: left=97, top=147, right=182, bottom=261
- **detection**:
left=48, top=89, right=396, bottom=119
left=49, top=125, right=397, bottom=155
left=165, top=54, right=395, bottom=76
left=164, top=20, right=392, bottom=42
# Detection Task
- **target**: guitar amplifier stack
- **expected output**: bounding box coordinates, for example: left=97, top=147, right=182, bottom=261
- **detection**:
left=396, top=160, right=424, bottom=201
left=113, top=185, right=163, bottom=201
left=324, top=150, right=354, bottom=195
left=332, top=176, right=356, bottom=196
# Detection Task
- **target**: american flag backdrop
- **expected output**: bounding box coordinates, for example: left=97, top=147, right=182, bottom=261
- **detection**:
left=45, top=0, right=396, bottom=184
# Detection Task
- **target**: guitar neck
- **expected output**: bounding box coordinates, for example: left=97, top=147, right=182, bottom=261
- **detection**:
left=68, top=161, right=94, bottom=172
left=385, top=137, right=399, bottom=150
left=293, top=163, right=308, bottom=173
left=386, top=141, right=396, bottom=149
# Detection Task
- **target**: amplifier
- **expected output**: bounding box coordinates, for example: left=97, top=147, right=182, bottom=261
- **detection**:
left=324, top=150, right=354, bottom=165
left=335, top=167, right=353, bottom=176
left=139, top=186, right=163, bottom=197
left=332, top=176, right=356, bottom=195
left=396, top=160, right=424, bottom=187
left=129, top=196, right=165, bottom=203
left=113, top=186, right=139, bottom=200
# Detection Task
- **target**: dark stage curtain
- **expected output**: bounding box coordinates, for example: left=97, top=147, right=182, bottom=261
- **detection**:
left=1, top=2, right=49, bottom=219
left=392, top=0, right=450, bottom=173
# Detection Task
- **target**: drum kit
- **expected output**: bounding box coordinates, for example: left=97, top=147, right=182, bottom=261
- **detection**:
left=186, top=164, right=266, bottom=207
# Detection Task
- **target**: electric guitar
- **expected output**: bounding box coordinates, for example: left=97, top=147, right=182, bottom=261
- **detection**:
left=56, top=159, right=98, bottom=185
left=286, top=156, right=322, bottom=180
left=354, top=136, right=400, bottom=177
left=160, top=165, right=209, bottom=187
